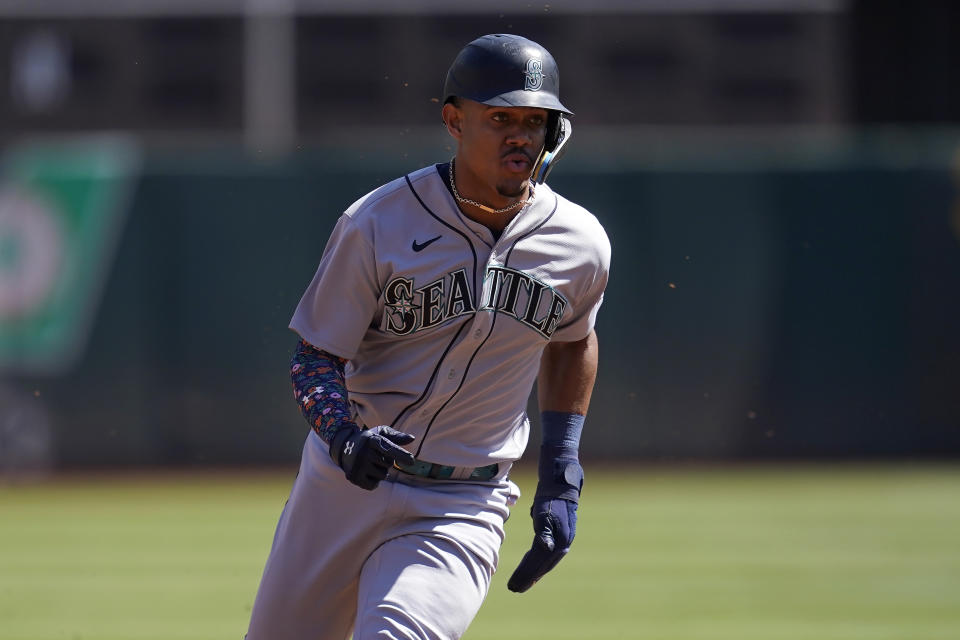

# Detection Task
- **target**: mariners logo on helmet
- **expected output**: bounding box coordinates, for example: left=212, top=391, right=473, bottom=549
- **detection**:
left=442, top=34, right=571, bottom=114
left=524, top=58, right=544, bottom=91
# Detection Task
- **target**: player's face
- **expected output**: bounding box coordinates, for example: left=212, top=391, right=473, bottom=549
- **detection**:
left=445, top=99, right=548, bottom=202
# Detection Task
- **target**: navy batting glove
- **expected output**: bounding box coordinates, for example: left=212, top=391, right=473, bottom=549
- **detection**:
left=509, top=411, right=585, bottom=593
left=329, top=425, right=416, bottom=491
left=507, top=491, right=579, bottom=593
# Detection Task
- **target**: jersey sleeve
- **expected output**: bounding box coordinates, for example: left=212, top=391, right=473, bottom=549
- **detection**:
left=289, top=214, right=380, bottom=359
left=549, top=227, right=611, bottom=343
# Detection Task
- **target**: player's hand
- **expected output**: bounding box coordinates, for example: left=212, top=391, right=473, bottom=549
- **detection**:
left=329, top=425, right=416, bottom=491
left=508, top=457, right=583, bottom=592
left=507, top=496, right=578, bottom=593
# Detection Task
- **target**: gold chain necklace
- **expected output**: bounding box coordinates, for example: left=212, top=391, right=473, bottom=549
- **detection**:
left=449, top=157, right=533, bottom=215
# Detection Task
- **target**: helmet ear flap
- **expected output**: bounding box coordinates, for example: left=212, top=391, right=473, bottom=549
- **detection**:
left=532, top=114, right=572, bottom=184
left=544, top=111, right=562, bottom=152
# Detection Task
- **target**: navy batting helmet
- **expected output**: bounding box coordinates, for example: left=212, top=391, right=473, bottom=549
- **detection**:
left=443, top=33, right=572, bottom=115
left=443, top=34, right=573, bottom=184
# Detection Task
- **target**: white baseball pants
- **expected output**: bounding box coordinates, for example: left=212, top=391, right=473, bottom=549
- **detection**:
left=245, top=432, right=519, bottom=640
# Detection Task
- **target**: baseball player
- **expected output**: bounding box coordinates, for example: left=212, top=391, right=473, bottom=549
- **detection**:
left=245, top=33, right=610, bottom=640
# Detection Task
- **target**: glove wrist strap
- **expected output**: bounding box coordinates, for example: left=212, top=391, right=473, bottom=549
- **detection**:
left=329, top=424, right=361, bottom=466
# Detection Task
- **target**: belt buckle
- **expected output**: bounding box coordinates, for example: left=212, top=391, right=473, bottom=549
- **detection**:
left=393, top=459, right=433, bottom=477
left=392, top=460, right=414, bottom=476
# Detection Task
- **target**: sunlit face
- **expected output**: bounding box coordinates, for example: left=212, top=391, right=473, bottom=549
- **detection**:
left=443, top=98, right=548, bottom=202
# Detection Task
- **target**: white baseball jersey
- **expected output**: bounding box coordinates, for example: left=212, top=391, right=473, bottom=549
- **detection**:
left=290, top=163, right=610, bottom=468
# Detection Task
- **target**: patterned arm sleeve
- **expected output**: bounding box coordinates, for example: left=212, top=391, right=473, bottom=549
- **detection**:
left=290, top=339, right=358, bottom=444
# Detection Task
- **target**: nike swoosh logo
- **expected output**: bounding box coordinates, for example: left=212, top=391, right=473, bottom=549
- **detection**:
left=412, top=236, right=442, bottom=252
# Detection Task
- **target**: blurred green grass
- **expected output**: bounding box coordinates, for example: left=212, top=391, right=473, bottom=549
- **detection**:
left=1, top=464, right=958, bottom=640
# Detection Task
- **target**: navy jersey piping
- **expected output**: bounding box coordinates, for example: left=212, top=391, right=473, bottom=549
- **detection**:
left=389, top=173, right=479, bottom=452
left=415, top=192, right=561, bottom=461
left=505, top=192, right=559, bottom=263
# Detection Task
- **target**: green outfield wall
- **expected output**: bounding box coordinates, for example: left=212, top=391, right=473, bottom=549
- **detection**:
left=2, top=132, right=959, bottom=468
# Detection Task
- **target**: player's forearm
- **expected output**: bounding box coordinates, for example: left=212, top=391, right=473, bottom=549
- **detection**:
left=290, top=339, right=358, bottom=444
left=507, top=335, right=595, bottom=593
left=537, top=330, right=599, bottom=415
left=532, top=331, right=597, bottom=500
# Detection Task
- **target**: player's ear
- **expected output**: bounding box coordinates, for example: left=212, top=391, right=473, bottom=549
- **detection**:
left=442, top=102, right=463, bottom=140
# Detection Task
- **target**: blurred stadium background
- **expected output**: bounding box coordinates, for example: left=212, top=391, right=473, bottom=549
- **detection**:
left=1, top=1, right=959, bottom=639
left=1, top=0, right=958, bottom=470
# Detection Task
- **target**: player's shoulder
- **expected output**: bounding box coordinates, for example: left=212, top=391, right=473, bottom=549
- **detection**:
left=342, top=165, right=437, bottom=222
left=542, top=185, right=605, bottom=231
left=543, top=185, right=611, bottom=259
